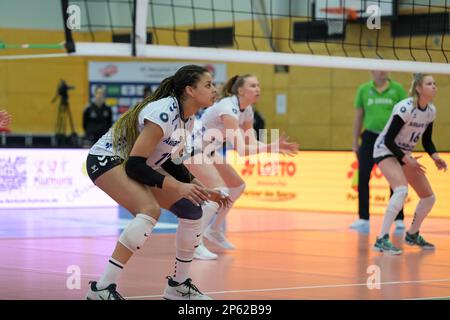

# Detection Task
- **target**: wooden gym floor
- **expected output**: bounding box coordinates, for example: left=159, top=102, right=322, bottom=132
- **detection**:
left=0, top=207, right=449, bottom=300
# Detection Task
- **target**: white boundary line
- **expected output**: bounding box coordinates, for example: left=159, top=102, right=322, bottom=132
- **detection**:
left=125, top=278, right=450, bottom=299
left=404, top=296, right=450, bottom=300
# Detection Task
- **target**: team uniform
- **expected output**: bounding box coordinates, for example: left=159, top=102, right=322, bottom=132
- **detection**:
left=85, top=95, right=211, bottom=300
left=374, top=97, right=436, bottom=164
left=189, top=95, right=254, bottom=156
left=373, top=97, right=438, bottom=255
left=185, top=95, right=254, bottom=259
left=87, top=96, right=194, bottom=182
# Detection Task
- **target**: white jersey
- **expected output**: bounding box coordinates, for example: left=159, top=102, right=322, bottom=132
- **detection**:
left=374, top=97, right=436, bottom=158
left=193, top=95, right=254, bottom=150
left=89, top=96, right=195, bottom=169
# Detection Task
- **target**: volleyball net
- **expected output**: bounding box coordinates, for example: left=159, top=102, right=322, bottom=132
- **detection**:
left=1, top=0, right=450, bottom=73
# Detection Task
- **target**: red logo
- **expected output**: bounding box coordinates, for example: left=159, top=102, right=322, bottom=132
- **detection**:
left=203, top=64, right=216, bottom=77
left=241, top=159, right=296, bottom=177
left=347, top=160, right=384, bottom=191
left=100, top=64, right=118, bottom=78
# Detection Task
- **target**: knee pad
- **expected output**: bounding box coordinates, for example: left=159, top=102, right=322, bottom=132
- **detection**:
left=201, top=201, right=219, bottom=231
left=170, top=198, right=203, bottom=220
left=228, top=184, right=246, bottom=202
left=119, top=214, right=157, bottom=252
left=417, top=194, right=436, bottom=214
left=390, top=186, right=408, bottom=213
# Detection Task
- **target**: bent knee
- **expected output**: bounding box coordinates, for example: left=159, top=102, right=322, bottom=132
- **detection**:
left=170, top=198, right=203, bottom=220
left=421, top=193, right=436, bottom=204
left=136, top=204, right=161, bottom=219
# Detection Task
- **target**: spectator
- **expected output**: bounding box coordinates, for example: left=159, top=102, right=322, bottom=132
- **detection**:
left=253, top=109, right=265, bottom=141
left=83, top=87, right=113, bottom=146
left=143, top=86, right=153, bottom=99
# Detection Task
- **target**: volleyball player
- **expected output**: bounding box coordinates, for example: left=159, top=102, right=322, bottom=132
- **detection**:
left=85, top=65, right=230, bottom=300
left=373, top=73, right=447, bottom=255
left=185, top=74, right=299, bottom=260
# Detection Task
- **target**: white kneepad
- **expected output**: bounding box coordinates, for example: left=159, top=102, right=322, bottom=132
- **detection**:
left=417, top=194, right=436, bottom=213
left=229, top=184, right=246, bottom=202
left=391, top=186, right=408, bottom=212
left=119, top=214, right=156, bottom=252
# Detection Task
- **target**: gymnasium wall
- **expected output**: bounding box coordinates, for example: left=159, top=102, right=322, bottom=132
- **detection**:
left=1, top=11, right=450, bottom=151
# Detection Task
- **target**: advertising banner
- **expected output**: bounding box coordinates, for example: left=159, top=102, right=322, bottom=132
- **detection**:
left=0, top=149, right=116, bottom=208
left=228, top=151, right=450, bottom=218
left=88, top=61, right=227, bottom=122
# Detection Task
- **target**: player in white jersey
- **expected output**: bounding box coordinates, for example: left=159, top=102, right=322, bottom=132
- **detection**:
left=372, top=73, right=447, bottom=255
left=184, top=74, right=299, bottom=260
left=84, top=65, right=231, bottom=300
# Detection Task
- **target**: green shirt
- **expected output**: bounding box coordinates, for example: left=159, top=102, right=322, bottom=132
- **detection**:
left=354, top=79, right=408, bottom=133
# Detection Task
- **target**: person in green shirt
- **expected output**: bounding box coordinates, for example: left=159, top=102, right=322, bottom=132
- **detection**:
left=350, top=71, right=408, bottom=231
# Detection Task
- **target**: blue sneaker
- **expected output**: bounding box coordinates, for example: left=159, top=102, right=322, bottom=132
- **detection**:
left=405, top=231, right=435, bottom=250
left=374, top=234, right=402, bottom=255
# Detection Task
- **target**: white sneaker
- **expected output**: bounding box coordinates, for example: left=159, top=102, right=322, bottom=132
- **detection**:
left=349, top=219, right=370, bottom=230
left=204, top=227, right=235, bottom=250
left=163, top=276, right=212, bottom=300
left=194, top=243, right=218, bottom=260
left=85, top=281, right=125, bottom=300
left=395, top=220, right=405, bottom=230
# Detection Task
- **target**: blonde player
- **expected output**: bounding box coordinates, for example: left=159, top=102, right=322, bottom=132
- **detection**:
left=85, top=65, right=230, bottom=300
left=373, top=73, right=447, bottom=255
left=185, top=74, right=299, bottom=260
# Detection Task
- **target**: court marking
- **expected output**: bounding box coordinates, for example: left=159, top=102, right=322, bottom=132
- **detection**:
left=404, top=296, right=450, bottom=300
left=124, top=277, right=450, bottom=299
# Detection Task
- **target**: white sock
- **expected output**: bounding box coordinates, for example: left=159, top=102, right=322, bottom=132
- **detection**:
left=409, top=194, right=436, bottom=234
left=173, top=218, right=202, bottom=283
left=97, top=257, right=124, bottom=289
left=380, top=186, right=408, bottom=237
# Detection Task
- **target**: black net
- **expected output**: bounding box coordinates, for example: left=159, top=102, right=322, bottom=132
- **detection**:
left=69, top=0, right=450, bottom=64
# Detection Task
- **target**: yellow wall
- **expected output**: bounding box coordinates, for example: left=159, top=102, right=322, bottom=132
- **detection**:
left=1, top=20, right=450, bottom=151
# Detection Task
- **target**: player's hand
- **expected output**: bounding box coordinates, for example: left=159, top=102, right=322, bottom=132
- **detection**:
left=178, top=183, right=210, bottom=206
left=403, top=155, right=426, bottom=175
left=275, top=133, right=299, bottom=157
left=432, top=154, right=448, bottom=172
left=206, top=189, right=232, bottom=209
left=352, top=142, right=359, bottom=160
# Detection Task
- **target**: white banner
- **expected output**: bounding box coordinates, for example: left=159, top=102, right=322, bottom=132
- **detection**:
left=0, top=149, right=117, bottom=208
left=88, top=61, right=227, bottom=83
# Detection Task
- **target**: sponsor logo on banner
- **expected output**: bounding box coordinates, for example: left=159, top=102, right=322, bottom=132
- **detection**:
left=33, top=159, right=73, bottom=188
left=100, top=64, right=118, bottom=78
left=0, top=156, right=27, bottom=192
left=0, top=149, right=116, bottom=208
left=241, top=159, right=296, bottom=177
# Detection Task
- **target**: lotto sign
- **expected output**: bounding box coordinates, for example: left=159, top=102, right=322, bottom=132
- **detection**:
left=228, top=150, right=450, bottom=218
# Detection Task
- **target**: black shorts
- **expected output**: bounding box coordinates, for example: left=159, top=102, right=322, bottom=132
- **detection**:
left=374, top=154, right=405, bottom=166
left=86, top=154, right=123, bottom=183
